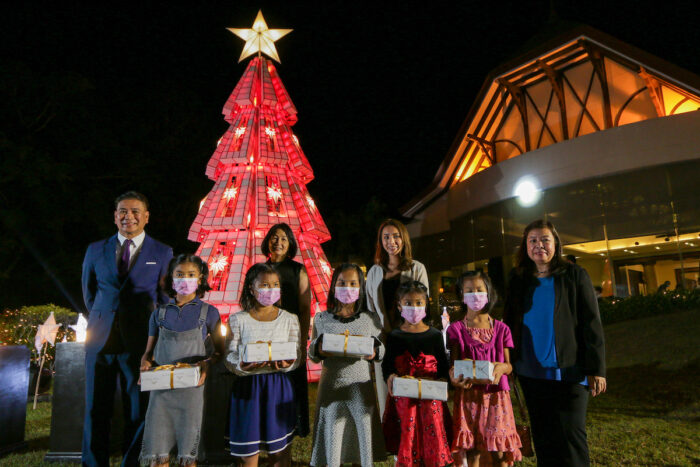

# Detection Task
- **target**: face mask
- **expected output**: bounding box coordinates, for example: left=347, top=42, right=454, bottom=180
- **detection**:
left=256, top=288, right=281, bottom=306
left=173, top=278, right=199, bottom=295
left=464, top=292, right=489, bottom=311
left=335, top=287, right=360, bottom=304
left=401, top=306, right=426, bottom=324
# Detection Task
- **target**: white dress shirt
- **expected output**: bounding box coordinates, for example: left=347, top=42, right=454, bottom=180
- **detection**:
left=117, top=231, right=146, bottom=268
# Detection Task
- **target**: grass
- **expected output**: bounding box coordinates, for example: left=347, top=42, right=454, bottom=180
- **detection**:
left=2, top=309, right=699, bottom=466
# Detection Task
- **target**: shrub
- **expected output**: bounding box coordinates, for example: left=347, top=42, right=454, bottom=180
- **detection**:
left=0, top=304, right=78, bottom=365
left=598, top=289, right=700, bottom=324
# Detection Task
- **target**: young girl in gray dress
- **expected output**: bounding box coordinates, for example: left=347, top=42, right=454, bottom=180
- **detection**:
left=308, top=263, right=386, bottom=467
left=139, top=254, right=223, bottom=467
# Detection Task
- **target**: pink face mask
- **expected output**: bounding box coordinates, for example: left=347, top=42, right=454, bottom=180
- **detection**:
left=173, top=278, right=199, bottom=295
left=401, top=306, right=426, bottom=324
left=464, top=292, right=489, bottom=311
left=335, top=287, right=360, bottom=304
left=256, top=288, right=281, bottom=306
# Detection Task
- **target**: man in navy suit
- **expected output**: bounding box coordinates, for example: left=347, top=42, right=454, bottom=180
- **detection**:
left=81, top=191, right=173, bottom=466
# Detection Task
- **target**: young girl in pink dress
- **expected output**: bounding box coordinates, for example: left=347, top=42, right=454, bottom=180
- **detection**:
left=447, top=271, right=522, bottom=467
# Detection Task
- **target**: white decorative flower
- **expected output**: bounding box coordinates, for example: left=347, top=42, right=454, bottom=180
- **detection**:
left=209, top=254, right=229, bottom=275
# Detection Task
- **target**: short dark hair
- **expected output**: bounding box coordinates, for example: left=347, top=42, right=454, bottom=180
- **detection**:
left=164, top=254, right=212, bottom=298
left=396, top=280, right=430, bottom=324
left=456, top=270, right=497, bottom=313
left=326, top=263, right=368, bottom=316
left=515, top=219, right=567, bottom=275
left=261, top=223, right=298, bottom=260
left=239, top=263, right=280, bottom=311
left=114, top=191, right=149, bottom=210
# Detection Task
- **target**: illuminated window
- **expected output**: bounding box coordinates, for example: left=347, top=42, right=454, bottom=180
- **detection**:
left=265, top=175, right=285, bottom=215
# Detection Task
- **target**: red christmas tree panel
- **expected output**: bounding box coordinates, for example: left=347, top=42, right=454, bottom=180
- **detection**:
left=287, top=174, right=330, bottom=242
left=258, top=109, right=290, bottom=165
left=297, top=234, right=332, bottom=312
left=266, top=60, right=297, bottom=125
left=206, top=111, right=256, bottom=179
left=278, top=123, right=313, bottom=181
left=252, top=166, right=302, bottom=230
left=223, top=59, right=257, bottom=121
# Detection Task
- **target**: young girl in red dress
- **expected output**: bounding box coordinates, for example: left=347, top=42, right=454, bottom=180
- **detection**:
left=447, top=271, right=521, bottom=467
left=382, top=281, right=453, bottom=467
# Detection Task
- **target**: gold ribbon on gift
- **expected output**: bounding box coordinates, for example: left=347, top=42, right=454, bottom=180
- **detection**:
left=403, top=376, right=423, bottom=399
left=254, top=341, right=273, bottom=361
left=467, top=359, right=476, bottom=379
left=342, top=330, right=364, bottom=356
left=153, top=362, right=192, bottom=389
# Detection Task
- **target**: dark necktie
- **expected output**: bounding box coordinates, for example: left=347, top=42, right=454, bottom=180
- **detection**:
left=118, top=239, right=133, bottom=277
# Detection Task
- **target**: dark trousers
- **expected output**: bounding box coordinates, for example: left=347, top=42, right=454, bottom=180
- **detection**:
left=518, top=375, right=590, bottom=467
left=82, top=351, right=147, bottom=467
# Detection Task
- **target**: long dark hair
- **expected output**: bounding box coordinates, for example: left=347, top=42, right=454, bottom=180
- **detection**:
left=456, top=270, right=497, bottom=314
left=239, top=263, right=280, bottom=310
left=515, top=219, right=567, bottom=276
left=326, top=263, right=368, bottom=316
left=164, top=254, right=212, bottom=298
left=374, top=218, right=413, bottom=271
left=261, top=223, right=298, bottom=260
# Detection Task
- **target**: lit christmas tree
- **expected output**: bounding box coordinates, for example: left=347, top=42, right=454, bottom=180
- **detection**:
left=188, top=11, right=331, bottom=320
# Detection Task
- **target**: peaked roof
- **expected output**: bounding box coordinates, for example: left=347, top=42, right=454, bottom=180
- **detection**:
left=401, top=25, right=700, bottom=217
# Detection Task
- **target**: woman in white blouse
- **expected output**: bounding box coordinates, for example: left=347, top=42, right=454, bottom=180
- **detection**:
left=366, top=219, right=429, bottom=416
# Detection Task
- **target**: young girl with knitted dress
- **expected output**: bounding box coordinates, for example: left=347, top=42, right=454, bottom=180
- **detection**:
left=447, top=271, right=521, bottom=467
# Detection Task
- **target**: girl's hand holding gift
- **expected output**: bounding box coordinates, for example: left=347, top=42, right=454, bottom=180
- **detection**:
left=387, top=373, right=397, bottom=397
left=362, top=348, right=376, bottom=361
left=240, top=361, right=267, bottom=372
left=140, top=354, right=154, bottom=371
left=449, top=366, right=473, bottom=389
left=491, top=361, right=512, bottom=384
left=271, top=359, right=296, bottom=370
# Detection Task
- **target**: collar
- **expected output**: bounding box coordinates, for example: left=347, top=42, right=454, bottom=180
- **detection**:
left=118, top=231, right=146, bottom=249
left=330, top=308, right=363, bottom=323
left=168, top=296, right=202, bottom=308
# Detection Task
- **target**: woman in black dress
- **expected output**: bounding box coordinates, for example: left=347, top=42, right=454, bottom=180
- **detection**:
left=262, top=223, right=312, bottom=437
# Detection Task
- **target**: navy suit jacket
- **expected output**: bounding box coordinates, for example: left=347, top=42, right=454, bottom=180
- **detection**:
left=81, top=233, right=173, bottom=354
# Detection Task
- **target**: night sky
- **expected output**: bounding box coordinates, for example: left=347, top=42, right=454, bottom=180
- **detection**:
left=2, top=1, right=698, bottom=310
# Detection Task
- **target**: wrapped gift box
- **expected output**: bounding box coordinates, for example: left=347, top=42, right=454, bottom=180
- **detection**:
left=140, top=364, right=201, bottom=391
left=321, top=331, right=374, bottom=357
left=454, top=359, right=495, bottom=382
left=241, top=342, right=297, bottom=363
left=392, top=376, right=448, bottom=401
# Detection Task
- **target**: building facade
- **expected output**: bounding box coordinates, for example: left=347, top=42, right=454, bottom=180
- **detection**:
left=402, top=27, right=700, bottom=308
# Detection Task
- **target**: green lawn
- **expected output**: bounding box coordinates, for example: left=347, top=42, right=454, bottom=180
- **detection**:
left=3, top=310, right=699, bottom=466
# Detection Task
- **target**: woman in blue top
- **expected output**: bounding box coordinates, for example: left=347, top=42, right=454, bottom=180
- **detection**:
left=504, top=220, right=606, bottom=467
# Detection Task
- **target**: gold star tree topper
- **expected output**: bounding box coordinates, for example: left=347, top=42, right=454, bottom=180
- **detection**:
left=228, top=11, right=292, bottom=63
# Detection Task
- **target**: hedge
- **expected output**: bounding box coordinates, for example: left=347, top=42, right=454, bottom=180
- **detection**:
left=598, top=289, right=700, bottom=324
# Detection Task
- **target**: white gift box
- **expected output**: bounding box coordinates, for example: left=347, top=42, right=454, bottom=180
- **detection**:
left=321, top=331, right=374, bottom=357
left=140, top=364, right=201, bottom=391
left=454, top=359, right=495, bottom=382
left=392, top=376, right=448, bottom=401
left=241, top=341, right=297, bottom=363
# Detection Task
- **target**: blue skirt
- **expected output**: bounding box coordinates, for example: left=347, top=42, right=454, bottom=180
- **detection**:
left=228, top=372, right=297, bottom=457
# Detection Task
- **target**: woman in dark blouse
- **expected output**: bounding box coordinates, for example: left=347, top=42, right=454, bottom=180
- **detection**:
left=262, top=223, right=312, bottom=437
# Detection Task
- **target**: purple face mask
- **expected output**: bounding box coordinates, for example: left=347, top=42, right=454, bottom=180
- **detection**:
left=173, top=278, right=199, bottom=295
left=464, top=292, right=489, bottom=311
left=256, top=288, right=281, bottom=306
left=335, top=287, right=360, bottom=304
left=401, top=306, right=426, bottom=324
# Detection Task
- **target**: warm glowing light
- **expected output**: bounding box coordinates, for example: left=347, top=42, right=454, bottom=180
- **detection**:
left=199, top=197, right=206, bottom=211
left=227, top=10, right=292, bottom=63
left=514, top=177, right=541, bottom=207
left=70, top=313, right=88, bottom=343
left=235, top=126, right=246, bottom=137
left=220, top=323, right=228, bottom=337
left=34, top=312, right=61, bottom=352
left=265, top=127, right=276, bottom=137
left=216, top=137, right=223, bottom=147
left=266, top=186, right=283, bottom=203
left=292, top=135, right=299, bottom=145
left=209, top=254, right=229, bottom=276
left=222, top=187, right=238, bottom=202
left=320, top=259, right=331, bottom=277
left=306, top=195, right=316, bottom=211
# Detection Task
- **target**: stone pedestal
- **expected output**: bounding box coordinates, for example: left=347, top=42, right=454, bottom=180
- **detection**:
left=0, top=345, right=30, bottom=456
left=44, top=342, right=123, bottom=463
